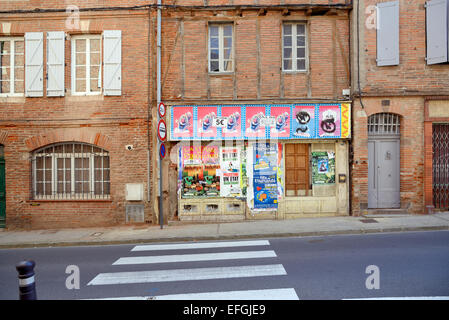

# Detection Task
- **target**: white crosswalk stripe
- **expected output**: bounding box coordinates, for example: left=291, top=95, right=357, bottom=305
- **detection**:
left=113, top=250, right=276, bottom=265
left=87, top=239, right=298, bottom=300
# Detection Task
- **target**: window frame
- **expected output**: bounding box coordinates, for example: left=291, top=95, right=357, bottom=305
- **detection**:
left=71, top=34, right=103, bottom=96
left=208, top=23, right=234, bottom=74
left=32, top=143, right=110, bottom=200
left=0, top=37, right=25, bottom=97
left=282, top=22, right=308, bottom=73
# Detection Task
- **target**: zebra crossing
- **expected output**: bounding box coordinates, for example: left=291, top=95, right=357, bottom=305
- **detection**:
left=87, top=239, right=299, bottom=300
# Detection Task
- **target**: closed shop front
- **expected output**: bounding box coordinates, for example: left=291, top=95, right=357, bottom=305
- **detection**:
left=168, top=103, right=351, bottom=221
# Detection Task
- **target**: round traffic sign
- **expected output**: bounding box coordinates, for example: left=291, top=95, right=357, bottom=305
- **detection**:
left=158, top=102, right=166, bottom=118
left=160, top=143, right=166, bottom=159
left=157, top=119, right=167, bottom=141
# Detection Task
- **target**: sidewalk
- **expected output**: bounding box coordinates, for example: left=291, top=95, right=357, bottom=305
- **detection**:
left=1, top=212, right=449, bottom=249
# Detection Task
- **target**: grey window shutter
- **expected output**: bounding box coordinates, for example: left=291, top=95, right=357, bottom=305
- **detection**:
left=377, top=1, right=400, bottom=66
left=103, top=30, right=122, bottom=96
left=25, top=32, right=44, bottom=97
left=425, top=0, right=448, bottom=65
left=46, top=32, right=65, bottom=97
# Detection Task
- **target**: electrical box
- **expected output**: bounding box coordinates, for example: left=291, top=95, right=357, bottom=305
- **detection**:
left=126, top=183, right=144, bottom=201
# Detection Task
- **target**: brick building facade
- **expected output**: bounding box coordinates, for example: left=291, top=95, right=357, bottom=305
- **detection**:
left=0, top=2, right=153, bottom=229
left=350, top=0, right=449, bottom=215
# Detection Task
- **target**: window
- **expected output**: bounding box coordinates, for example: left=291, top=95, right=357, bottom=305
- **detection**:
left=282, top=23, right=307, bottom=71
left=284, top=143, right=310, bottom=196
left=71, top=35, right=102, bottom=95
left=32, top=143, right=110, bottom=200
left=0, top=38, right=24, bottom=96
left=209, top=24, right=233, bottom=73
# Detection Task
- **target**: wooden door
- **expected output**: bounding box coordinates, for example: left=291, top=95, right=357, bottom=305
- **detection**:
left=285, top=143, right=309, bottom=196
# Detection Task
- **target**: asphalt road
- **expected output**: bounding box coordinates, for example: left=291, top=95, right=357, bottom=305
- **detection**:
left=0, top=230, right=448, bottom=300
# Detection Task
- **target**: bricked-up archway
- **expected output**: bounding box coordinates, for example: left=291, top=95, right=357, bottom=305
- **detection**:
left=24, top=129, right=112, bottom=152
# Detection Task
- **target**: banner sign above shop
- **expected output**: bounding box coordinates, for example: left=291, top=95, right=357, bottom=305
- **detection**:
left=169, top=104, right=351, bottom=140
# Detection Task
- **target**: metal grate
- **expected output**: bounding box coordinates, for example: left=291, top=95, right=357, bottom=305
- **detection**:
left=433, top=124, right=449, bottom=210
left=368, top=113, right=400, bottom=136
left=31, top=142, right=110, bottom=200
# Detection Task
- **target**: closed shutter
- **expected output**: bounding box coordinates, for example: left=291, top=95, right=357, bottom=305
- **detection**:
left=425, top=0, right=448, bottom=65
left=103, top=30, right=121, bottom=96
left=46, top=31, right=65, bottom=97
left=25, top=32, right=44, bottom=97
left=376, top=1, right=400, bottom=66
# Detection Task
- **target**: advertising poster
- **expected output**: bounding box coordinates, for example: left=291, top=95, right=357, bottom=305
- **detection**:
left=240, top=146, right=247, bottom=196
left=292, top=105, right=316, bottom=138
left=171, top=106, right=194, bottom=139
left=197, top=106, right=218, bottom=139
left=252, top=143, right=278, bottom=209
left=220, top=147, right=241, bottom=197
left=221, top=106, right=243, bottom=139
left=270, top=106, right=291, bottom=139
left=312, top=151, right=336, bottom=184
left=245, top=106, right=267, bottom=139
left=253, top=174, right=278, bottom=209
left=180, top=145, right=220, bottom=197
left=318, top=105, right=341, bottom=138
left=253, top=143, right=278, bottom=175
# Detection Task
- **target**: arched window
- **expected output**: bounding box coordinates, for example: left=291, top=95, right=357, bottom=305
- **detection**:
left=32, top=143, right=110, bottom=200
left=367, top=113, right=401, bottom=136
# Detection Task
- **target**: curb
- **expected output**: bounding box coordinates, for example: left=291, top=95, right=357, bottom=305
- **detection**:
left=0, top=225, right=448, bottom=249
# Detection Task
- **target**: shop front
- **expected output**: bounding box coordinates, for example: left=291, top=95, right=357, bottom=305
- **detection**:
left=168, top=103, right=351, bottom=221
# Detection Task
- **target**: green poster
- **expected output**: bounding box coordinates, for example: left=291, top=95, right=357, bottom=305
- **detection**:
left=312, top=151, right=335, bottom=184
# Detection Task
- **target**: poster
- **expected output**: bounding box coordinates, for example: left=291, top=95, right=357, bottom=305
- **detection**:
left=252, top=143, right=278, bottom=209
left=270, top=106, right=291, bottom=139
left=318, top=105, right=341, bottom=138
left=253, top=174, right=278, bottom=209
left=171, top=106, right=194, bottom=139
left=245, top=106, right=267, bottom=139
left=312, top=151, right=336, bottom=184
left=220, top=147, right=242, bottom=197
left=180, top=145, right=220, bottom=197
left=197, top=106, right=218, bottom=139
left=292, top=105, right=316, bottom=138
left=221, top=106, right=243, bottom=139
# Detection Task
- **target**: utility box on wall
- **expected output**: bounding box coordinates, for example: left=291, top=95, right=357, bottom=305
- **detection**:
left=125, top=183, right=144, bottom=201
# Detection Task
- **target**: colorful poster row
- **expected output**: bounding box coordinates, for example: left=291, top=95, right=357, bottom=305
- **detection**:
left=170, top=104, right=351, bottom=140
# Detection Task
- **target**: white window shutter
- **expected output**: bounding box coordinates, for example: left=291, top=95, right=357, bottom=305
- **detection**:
left=103, top=30, right=122, bottom=96
left=425, top=0, right=448, bottom=65
left=46, top=32, right=65, bottom=97
left=25, top=32, right=44, bottom=97
left=376, top=1, right=400, bottom=66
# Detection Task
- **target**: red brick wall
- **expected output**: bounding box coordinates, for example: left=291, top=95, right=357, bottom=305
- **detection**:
left=0, top=9, right=153, bottom=229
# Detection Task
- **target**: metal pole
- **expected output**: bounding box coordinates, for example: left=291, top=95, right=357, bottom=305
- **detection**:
left=157, top=0, right=163, bottom=229
left=16, top=260, right=37, bottom=300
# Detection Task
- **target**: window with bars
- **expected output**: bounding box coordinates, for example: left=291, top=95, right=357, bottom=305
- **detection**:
left=367, top=113, right=401, bottom=135
left=0, top=38, right=24, bottom=96
left=282, top=23, right=307, bottom=72
left=71, top=35, right=102, bottom=95
left=32, top=143, right=110, bottom=200
left=209, top=24, right=233, bottom=73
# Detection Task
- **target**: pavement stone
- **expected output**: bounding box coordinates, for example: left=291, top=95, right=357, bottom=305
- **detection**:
left=0, top=212, right=448, bottom=249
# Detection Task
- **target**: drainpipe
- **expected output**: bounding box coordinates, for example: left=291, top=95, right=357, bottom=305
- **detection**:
left=157, top=0, right=163, bottom=229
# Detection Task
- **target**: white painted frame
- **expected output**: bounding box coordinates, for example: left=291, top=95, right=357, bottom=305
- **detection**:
left=282, top=22, right=308, bottom=72
left=208, top=23, right=234, bottom=74
left=0, top=37, right=24, bottom=97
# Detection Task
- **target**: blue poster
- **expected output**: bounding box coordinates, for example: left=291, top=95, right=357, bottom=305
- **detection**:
left=253, top=174, right=278, bottom=209
left=253, top=143, right=277, bottom=175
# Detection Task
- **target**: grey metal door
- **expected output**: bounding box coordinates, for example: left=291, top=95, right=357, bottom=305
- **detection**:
left=368, top=138, right=400, bottom=208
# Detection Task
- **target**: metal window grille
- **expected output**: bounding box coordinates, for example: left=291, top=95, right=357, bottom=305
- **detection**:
left=367, top=113, right=400, bottom=135
left=31, top=142, right=110, bottom=200
left=433, top=124, right=449, bottom=210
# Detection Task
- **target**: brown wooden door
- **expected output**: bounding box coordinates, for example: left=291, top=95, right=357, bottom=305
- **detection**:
left=285, top=143, right=309, bottom=196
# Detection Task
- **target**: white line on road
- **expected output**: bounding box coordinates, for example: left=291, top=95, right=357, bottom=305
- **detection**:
left=113, top=250, right=277, bottom=265
left=344, top=296, right=449, bottom=300
left=87, top=264, right=286, bottom=286
left=131, top=240, right=270, bottom=251
left=86, top=288, right=299, bottom=300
